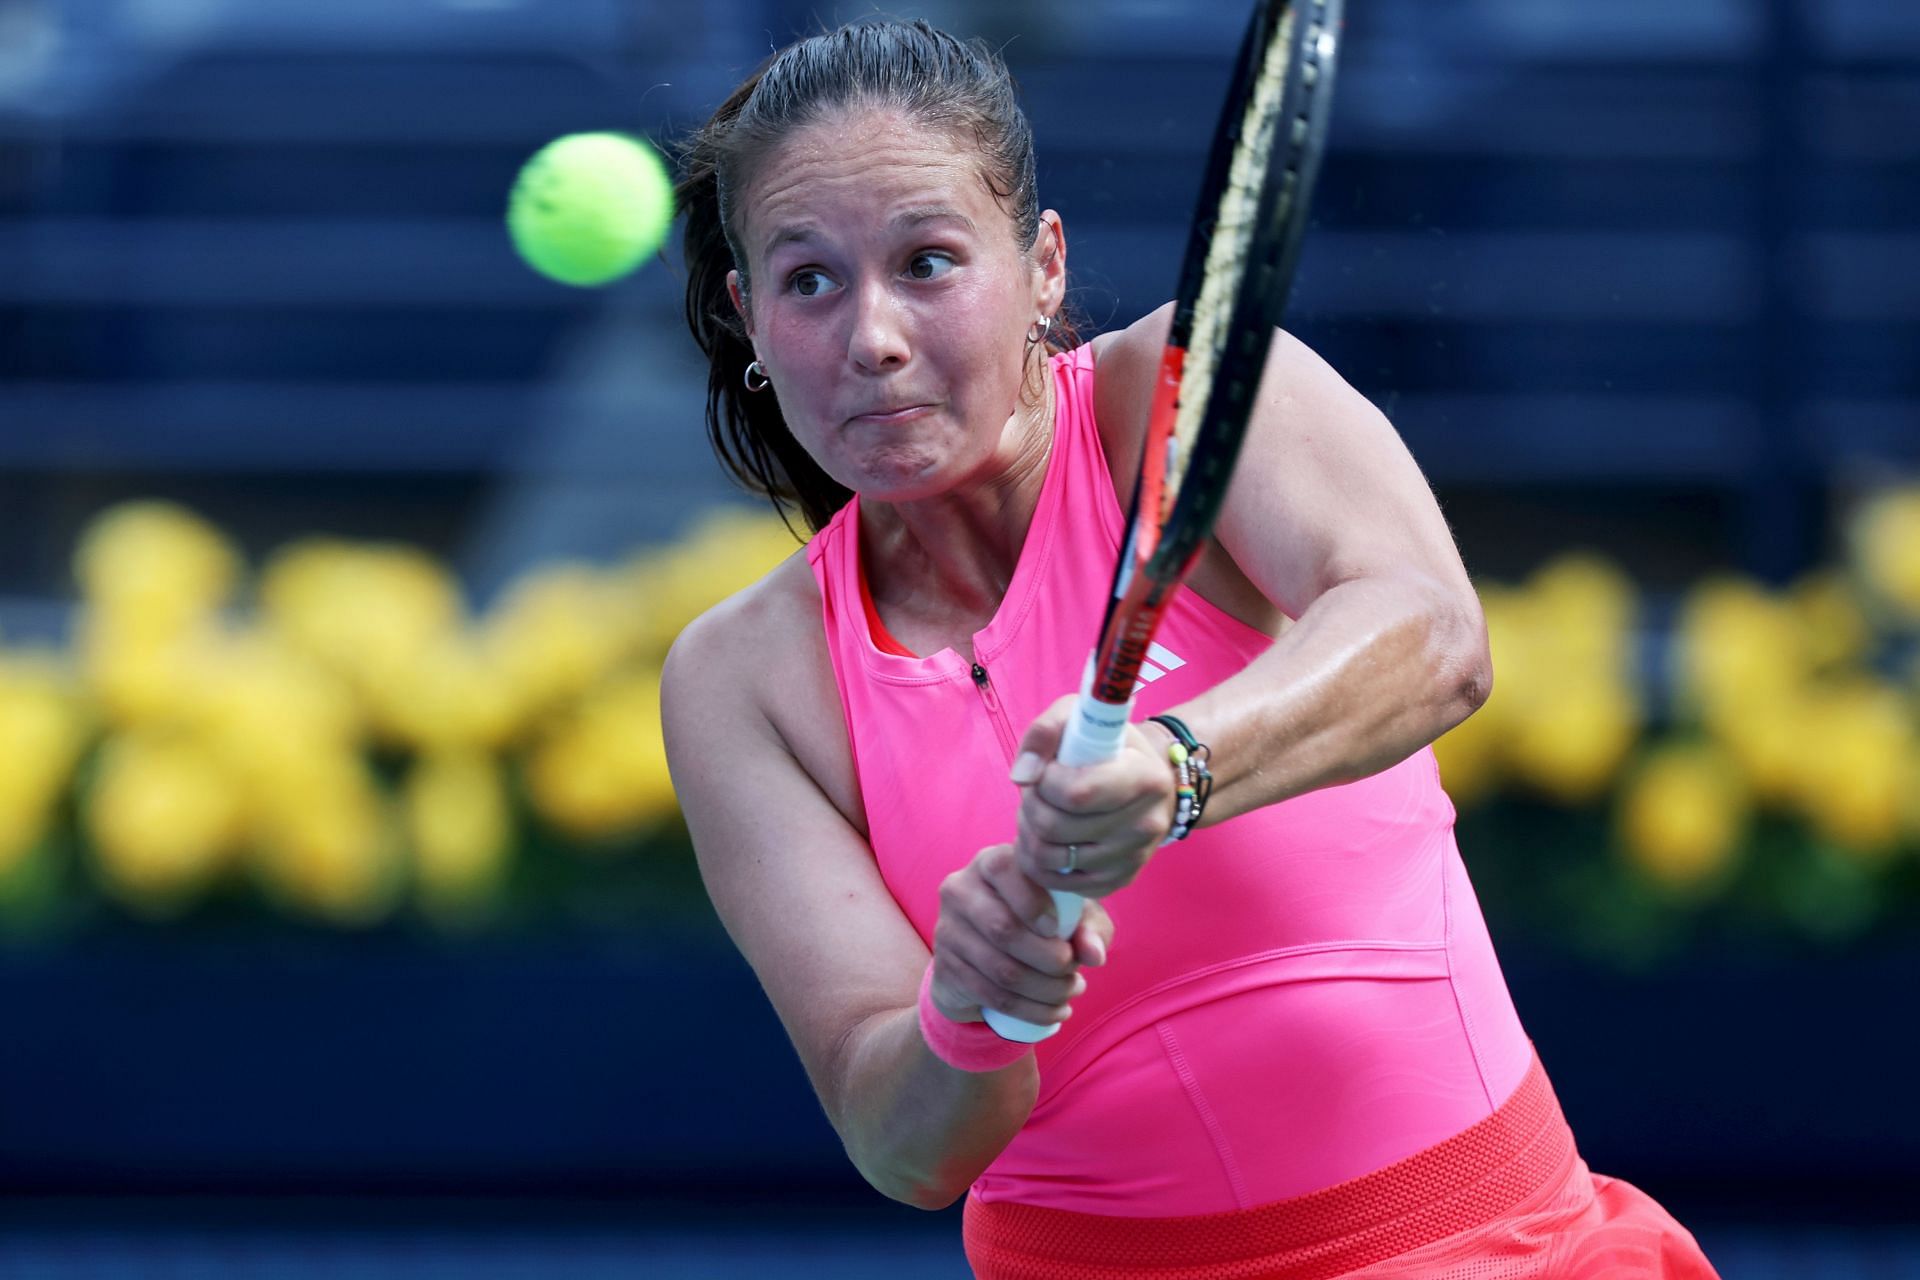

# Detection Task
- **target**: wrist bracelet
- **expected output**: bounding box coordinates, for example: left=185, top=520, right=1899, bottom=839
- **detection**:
left=917, top=962, right=1036, bottom=1073
left=1147, top=714, right=1213, bottom=842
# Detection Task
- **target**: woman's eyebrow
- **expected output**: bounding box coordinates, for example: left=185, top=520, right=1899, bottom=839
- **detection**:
left=892, top=207, right=977, bottom=234
left=762, top=223, right=823, bottom=257
left=761, top=207, right=976, bottom=258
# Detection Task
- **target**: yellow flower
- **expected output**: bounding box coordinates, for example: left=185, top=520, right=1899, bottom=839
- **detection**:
left=261, top=539, right=464, bottom=697
left=1506, top=672, right=1643, bottom=807
left=525, top=668, right=677, bottom=842
left=1617, top=742, right=1749, bottom=896
left=78, top=616, right=220, bottom=729
left=248, top=751, right=404, bottom=927
left=1527, top=551, right=1638, bottom=674
left=1850, top=485, right=1920, bottom=622
left=0, top=654, right=91, bottom=817
left=403, top=751, right=513, bottom=925
left=85, top=732, right=246, bottom=916
left=73, top=501, right=241, bottom=634
left=1709, top=689, right=1808, bottom=807
left=367, top=632, right=521, bottom=752
left=1790, top=678, right=1913, bottom=859
left=1788, top=569, right=1874, bottom=673
left=190, top=631, right=362, bottom=787
left=484, top=564, right=628, bottom=727
left=1675, top=577, right=1810, bottom=725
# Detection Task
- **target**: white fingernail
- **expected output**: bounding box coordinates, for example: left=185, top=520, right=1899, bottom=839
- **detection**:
left=1010, top=752, right=1043, bottom=783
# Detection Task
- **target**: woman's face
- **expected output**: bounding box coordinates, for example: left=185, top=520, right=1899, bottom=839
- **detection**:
left=728, top=109, right=1062, bottom=504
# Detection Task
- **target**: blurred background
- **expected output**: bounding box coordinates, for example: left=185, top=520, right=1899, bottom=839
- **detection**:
left=1, top=0, right=1917, bottom=1274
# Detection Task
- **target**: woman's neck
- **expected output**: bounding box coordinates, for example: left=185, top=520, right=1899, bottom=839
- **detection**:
left=858, top=369, right=1056, bottom=648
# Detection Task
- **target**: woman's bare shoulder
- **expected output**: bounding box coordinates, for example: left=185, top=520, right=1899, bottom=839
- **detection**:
left=668, top=543, right=821, bottom=672
left=1086, top=303, right=1176, bottom=488
left=662, top=540, right=866, bottom=834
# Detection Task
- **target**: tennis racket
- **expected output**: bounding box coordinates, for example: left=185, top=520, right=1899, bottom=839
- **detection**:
left=984, top=0, right=1344, bottom=1043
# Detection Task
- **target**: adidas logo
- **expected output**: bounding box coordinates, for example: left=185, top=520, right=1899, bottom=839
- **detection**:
left=1135, top=642, right=1187, bottom=684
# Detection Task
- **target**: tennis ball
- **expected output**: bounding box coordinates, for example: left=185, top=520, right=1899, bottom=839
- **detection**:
left=507, top=132, right=674, bottom=288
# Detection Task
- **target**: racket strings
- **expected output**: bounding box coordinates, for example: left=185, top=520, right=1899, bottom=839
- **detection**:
left=1270, top=8, right=1335, bottom=255
left=1165, top=5, right=1299, bottom=511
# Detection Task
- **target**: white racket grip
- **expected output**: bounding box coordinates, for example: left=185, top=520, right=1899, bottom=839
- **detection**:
left=1057, top=685, right=1134, bottom=768
left=982, top=681, right=1131, bottom=1042
left=981, top=887, right=1084, bottom=1043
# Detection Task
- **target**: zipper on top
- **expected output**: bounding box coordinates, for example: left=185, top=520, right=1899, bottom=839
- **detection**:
left=971, top=661, right=1020, bottom=764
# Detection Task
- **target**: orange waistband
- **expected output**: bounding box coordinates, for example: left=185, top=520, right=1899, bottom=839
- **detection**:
left=963, top=1053, right=1575, bottom=1280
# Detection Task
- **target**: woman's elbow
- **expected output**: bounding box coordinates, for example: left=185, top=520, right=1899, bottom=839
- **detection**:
left=1433, top=593, right=1493, bottom=727
left=902, top=1182, right=967, bottom=1212
left=861, top=1164, right=966, bottom=1212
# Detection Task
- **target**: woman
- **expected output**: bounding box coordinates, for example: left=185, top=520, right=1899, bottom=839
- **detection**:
left=662, top=18, right=1719, bottom=1279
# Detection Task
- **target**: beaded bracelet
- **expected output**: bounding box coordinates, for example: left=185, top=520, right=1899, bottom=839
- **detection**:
left=1147, top=714, right=1213, bottom=842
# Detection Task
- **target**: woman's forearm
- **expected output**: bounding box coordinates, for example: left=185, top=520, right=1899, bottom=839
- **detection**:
left=835, top=1004, right=1039, bottom=1209
left=1169, top=573, right=1490, bottom=826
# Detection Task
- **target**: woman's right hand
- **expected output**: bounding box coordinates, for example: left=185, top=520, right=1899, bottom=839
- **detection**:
left=927, top=842, right=1113, bottom=1029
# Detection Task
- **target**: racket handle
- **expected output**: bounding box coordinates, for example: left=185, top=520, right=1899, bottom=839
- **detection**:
left=981, top=889, right=1084, bottom=1043
left=981, top=684, right=1131, bottom=1043
left=1057, top=685, right=1133, bottom=768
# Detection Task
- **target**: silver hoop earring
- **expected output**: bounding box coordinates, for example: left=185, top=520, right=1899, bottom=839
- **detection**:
left=1026, top=316, right=1054, bottom=346
left=743, top=360, right=771, bottom=392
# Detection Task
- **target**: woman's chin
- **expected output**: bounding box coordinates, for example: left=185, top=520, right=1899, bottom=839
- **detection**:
left=844, top=452, right=954, bottom=504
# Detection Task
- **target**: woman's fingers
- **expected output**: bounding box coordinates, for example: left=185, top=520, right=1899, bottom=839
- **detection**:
left=935, top=947, right=1085, bottom=1028
left=1072, top=899, right=1115, bottom=968
left=933, top=844, right=1089, bottom=1023
left=1011, top=720, right=1176, bottom=893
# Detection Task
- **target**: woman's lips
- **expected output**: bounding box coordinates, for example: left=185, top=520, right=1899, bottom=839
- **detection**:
left=848, top=404, right=934, bottom=426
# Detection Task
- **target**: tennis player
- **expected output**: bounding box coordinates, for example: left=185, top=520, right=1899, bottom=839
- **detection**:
left=661, top=19, right=1720, bottom=1279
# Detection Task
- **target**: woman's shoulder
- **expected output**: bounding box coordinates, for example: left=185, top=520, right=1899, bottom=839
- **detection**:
left=664, top=542, right=824, bottom=701
left=1079, top=303, right=1176, bottom=501
left=661, top=538, right=866, bottom=830
left=1085, top=305, right=1332, bottom=469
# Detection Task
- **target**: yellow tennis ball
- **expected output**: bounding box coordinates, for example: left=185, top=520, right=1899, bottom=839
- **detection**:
left=507, top=132, right=674, bottom=287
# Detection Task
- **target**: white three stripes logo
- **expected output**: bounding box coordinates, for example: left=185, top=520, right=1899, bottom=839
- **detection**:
left=1134, top=642, right=1187, bottom=685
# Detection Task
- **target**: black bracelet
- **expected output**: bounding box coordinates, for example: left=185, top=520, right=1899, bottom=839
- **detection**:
left=1146, top=714, right=1213, bottom=841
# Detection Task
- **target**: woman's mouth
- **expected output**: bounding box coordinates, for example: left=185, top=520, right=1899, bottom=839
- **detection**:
left=848, top=404, right=935, bottom=426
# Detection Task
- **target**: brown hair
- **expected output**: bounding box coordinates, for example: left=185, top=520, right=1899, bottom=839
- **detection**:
left=675, top=18, right=1076, bottom=535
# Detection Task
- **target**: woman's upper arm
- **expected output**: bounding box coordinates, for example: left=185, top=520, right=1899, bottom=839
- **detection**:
left=660, top=580, right=930, bottom=1130
left=1211, top=331, right=1475, bottom=615
left=1093, top=306, right=1475, bottom=620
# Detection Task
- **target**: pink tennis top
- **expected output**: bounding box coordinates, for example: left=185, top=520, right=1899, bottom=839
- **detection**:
left=805, top=343, right=1534, bottom=1217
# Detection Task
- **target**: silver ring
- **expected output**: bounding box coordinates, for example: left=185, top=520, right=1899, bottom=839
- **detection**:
left=1063, top=843, right=1080, bottom=874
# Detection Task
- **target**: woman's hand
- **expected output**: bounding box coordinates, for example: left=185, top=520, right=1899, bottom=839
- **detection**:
left=928, top=842, right=1114, bottom=1029
left=1009, top=694, right=1177, bottom=899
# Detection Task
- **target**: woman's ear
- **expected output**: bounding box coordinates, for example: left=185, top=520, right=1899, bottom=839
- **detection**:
left=1032, top=210, right=1067, bottom=319
left=727, top=268, right=755, bottom=337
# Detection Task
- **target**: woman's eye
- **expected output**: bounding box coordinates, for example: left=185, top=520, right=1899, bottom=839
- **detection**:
left=907, top=252, right=954, bottom=281
left=789, top=269, right=839, bottom=297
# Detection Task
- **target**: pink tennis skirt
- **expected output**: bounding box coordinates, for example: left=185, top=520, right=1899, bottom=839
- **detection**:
left=962, top=1055, right=1721, bottom=1280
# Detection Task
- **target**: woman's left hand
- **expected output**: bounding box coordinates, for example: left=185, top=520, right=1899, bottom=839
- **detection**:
left=1008, top=695, right=1177, bottom=899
